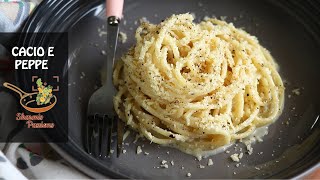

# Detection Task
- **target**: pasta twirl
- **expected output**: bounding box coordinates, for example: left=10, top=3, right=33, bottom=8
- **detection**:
left=113, top=14, right=284, bottom=157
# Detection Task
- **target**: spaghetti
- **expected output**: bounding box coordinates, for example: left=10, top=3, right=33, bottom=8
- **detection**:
left=113, top=14, right=284, bottom=157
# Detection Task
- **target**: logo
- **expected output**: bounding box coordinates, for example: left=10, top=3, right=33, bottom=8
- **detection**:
left=3, top=77, right=58, bottom=128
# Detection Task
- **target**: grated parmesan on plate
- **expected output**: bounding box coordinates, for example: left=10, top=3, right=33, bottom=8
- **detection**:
left=230, top=154, right=240, bottom=162
left=136, top=146, right=142, bottom=154
left=186, top=172, right=191, bottom=177
left=119, top=31, right=127, bottom=43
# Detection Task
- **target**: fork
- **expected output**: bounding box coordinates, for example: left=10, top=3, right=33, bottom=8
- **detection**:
left=85, top=0, right=124, bottom=158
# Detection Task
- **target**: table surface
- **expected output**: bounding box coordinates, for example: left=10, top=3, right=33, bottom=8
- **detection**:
left=308, top=168, right=320, bottom=179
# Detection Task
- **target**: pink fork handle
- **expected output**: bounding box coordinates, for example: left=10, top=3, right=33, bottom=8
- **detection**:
left=106, top=0, right=124, bottom=19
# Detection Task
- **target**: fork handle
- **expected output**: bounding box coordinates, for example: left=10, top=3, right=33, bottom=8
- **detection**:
left=106, top=0, right=124, bottom=19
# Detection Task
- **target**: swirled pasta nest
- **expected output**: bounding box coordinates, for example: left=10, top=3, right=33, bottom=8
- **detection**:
left=113, top=13, right=284, bottom=156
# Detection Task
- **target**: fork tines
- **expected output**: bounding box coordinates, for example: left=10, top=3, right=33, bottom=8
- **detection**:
left=86, top=114, right=114, bottom=158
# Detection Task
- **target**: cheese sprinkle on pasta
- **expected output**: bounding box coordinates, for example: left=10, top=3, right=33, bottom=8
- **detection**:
left=113, top=13, right=284, bottom=157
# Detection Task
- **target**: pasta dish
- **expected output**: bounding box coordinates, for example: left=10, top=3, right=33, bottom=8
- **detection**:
left=113, top=13, right=284, bottom=157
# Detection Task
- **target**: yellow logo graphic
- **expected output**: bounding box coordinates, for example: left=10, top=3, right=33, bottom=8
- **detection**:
left=3, top=78, right=57, bottom=113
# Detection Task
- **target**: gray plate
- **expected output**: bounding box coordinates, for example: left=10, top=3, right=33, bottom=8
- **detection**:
left=22, top=0, right=320, bottom=178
